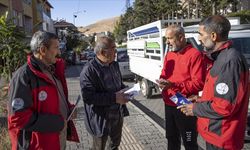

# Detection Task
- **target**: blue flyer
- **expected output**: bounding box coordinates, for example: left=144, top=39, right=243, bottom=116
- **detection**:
left=170, top=92, right=191, bottom=106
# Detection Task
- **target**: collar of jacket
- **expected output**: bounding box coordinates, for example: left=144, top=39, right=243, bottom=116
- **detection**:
left=33, top=56, right=56, bottom=74
left=27, top=55, right=64, bottom=84
left=94, top=57, right=114, bottom=67
left=207, top=40, right=233, bottom=61
left=173, top=44, right=192, bottom=54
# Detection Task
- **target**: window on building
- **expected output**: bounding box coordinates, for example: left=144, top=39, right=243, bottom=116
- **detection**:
left=23, top=0, right=32, bottom=5
left=13, top=10, right=18, bottom=25
left=18, top=12, right=23, bottom=27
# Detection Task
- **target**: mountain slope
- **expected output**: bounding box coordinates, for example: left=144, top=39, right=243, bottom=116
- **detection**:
left=78, top=16, right=120, bottom=35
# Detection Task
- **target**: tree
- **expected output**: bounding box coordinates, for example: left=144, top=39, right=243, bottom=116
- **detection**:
left=0, top=12, right=27, bottom=81
left=113, top=7, right=135, bottom=44
left=227, top=10, right=250, bottom=24
left=133, top=0, right=161, bottom=27
left=65, top=29, right=81, bottom=51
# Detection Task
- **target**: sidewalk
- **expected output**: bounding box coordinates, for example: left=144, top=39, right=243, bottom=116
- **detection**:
left=65, top=77, right=168, bottom=150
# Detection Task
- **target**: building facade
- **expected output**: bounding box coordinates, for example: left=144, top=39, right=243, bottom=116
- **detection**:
left=0, top=0, right=54, bottom=36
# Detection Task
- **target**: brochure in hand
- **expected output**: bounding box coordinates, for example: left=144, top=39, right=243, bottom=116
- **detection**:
left=124, top=83, right=140, bottom=100
left=169, top=92, right=191, bottom=106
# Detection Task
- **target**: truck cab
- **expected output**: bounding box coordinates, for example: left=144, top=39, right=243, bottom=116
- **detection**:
left=116, top=48, right=134, bottom=80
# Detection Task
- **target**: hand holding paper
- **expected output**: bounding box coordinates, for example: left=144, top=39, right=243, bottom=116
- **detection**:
left=124, top=83, right=140, bottom=100
left=156, top=78, right=173, bottom=90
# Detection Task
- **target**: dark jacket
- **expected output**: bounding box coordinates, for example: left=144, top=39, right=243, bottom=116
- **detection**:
left=8, top=55, right=79, bottom=150
left=193, top=41, right=249, bottom=150
left=80, top=57, right=129, bottom=137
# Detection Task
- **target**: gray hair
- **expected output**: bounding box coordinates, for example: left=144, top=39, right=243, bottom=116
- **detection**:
left=94, top=36, right=114, bottom=54
left=30, top=31, right=58, bottom=53
left=199, top=15, right=231, bottom=40
left=167, top=24, right=185, bottom=37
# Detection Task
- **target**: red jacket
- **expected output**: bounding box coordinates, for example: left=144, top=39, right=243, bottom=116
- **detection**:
left=193, top=41, right=249, bottom=150
left=160, top=44, right=206, bottom=106
left=8, top=55, right=79, bottom=150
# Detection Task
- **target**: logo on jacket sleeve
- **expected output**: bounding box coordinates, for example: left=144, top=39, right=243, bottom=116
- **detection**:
left=12, top=98, right=24, bottom=111
left=216, top=83, right=229, bottom=95
left=39, top=91, right=47, bottom=101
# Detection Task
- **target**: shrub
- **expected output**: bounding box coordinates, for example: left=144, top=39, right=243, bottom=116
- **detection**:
left=227, top=10, right=250, bottom=24
left=0, top=127, right=11, bottom=149
left=0, top=12, right=28, bottom=81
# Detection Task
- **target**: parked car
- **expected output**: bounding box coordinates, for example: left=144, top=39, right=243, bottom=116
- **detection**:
left=79, top=51, right=87, bottom=61
left=59, top=42, right=67, bottom=54
left=86, top=51, right=96, bottom=60
left=65, top=51, right=76, bottom=65
left=116, top=48, right=134, bottom=80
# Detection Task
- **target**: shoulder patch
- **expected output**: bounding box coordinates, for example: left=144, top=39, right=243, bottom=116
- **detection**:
left=12, top=98, right=24, bottom=111
left=38, top=90, right=48, bottom=101
left=216, top=83, right=229, bottom=95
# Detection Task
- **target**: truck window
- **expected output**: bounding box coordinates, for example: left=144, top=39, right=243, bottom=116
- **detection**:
left=117, top=50, right=129, bottom=62
left=231, top=38, right=250, bottom=54
left=187, top=37, right=203, bottom=51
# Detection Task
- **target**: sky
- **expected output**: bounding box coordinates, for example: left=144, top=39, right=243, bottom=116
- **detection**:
left=49, top=0, right=134, bottom=27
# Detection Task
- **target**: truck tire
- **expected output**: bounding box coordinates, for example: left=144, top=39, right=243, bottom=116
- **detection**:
left=140, top=78, right=152, bottom=98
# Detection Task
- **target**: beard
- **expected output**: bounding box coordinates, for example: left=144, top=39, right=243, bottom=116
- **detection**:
left=202, top=39, right=216, bottom=60
left=202, top=39, right=215, bottom=53
left=168, top=44, right=181, bottom=52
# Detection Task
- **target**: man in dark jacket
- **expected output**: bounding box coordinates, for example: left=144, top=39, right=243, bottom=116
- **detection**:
left=80, top=36, right=130, bottom=150
left=8, top=31, right=79, bottom=150
left=179, top=15, right=249, bottom=150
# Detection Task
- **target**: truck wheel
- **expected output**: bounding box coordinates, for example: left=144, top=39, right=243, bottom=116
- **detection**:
left=140, top=78, right=152, bottom=98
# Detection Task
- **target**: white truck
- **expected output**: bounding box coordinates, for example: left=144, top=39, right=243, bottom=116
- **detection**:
left=127, top=19, right=200, bottom=98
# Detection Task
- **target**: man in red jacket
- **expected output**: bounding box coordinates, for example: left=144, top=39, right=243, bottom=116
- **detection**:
left=157, top=24, right=206, bottom=150
left=179, top=15, right=249, bottom=150
left=8, top=31, right=78, bottom=150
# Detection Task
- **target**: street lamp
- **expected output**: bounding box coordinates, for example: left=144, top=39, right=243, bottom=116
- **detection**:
left=73, top=10, right=86, bottom=25
left=73, top=14, right=77, bottom=25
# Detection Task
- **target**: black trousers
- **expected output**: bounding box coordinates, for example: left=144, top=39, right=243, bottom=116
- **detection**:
left=165, top=105, right=198, bottom=150
left=206, top=142, right=224, bottom=150
left=91, top=109, right=124, bottom=150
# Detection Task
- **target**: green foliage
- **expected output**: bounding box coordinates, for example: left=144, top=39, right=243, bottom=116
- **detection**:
left=117, top=44, right=127, bottom=48
left=0, top=127, right=11, bottom=149
left=74, top=40, right=88, bottom=55
left=0, top=85, right=8, bottom=114
left=0, top=12, right=27, bottom=81
left=227, top=10, right=250, bottom=24
left=197, top=0, right=238, bottom=17
left=65, top=30, right=81, bottom=50
left=114, top=7, right=136, bottom=44
left=113, top=0, right=246, bottom=43
left=113, top=0, right=185, bottom=43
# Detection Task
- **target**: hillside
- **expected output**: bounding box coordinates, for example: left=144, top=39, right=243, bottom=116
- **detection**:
left=78, top=16, right=120, bottom=35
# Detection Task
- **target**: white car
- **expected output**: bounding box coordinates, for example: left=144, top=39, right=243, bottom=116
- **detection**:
left=116, top=48, right=134, bottom=80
